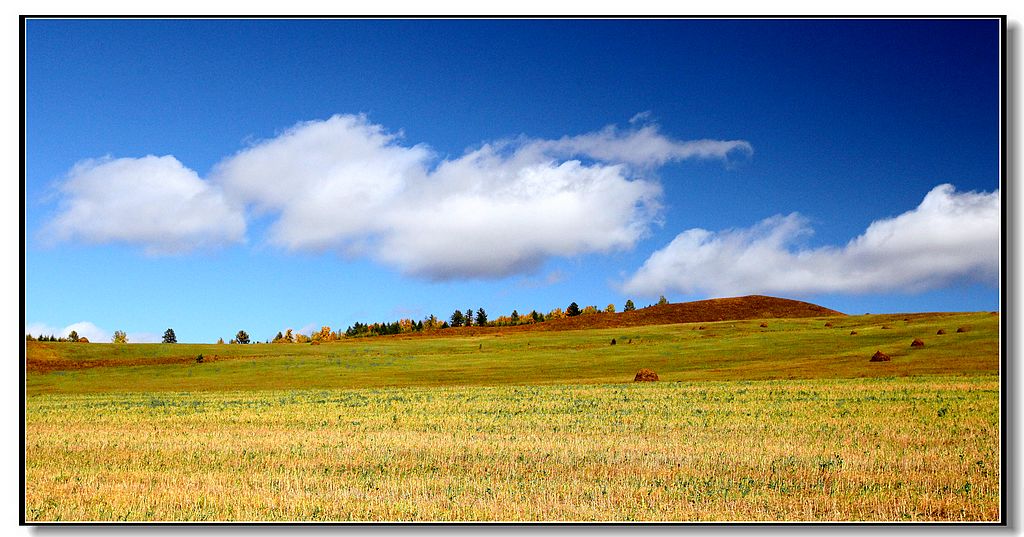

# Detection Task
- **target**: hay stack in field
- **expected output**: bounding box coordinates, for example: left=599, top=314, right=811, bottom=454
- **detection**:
left=870, top=351, right=891, bottom=362
left=759, top=322, right=768, bottom=328
left=77, top=337, right=89, bottom=343
left=850, top=331, right=858, bottom=335
left=634, top=368, right=659, bottom=382
left=881, top=325, right=892, bottom=330
left=824, top=322, right=833, bottom=327
left=936, top=329, right=946, bottom=335
left=610, top=338, right=616, bottom=345
left=956, top=327, right=969, bottom=333
left=911, top=338, right=925, bottom=348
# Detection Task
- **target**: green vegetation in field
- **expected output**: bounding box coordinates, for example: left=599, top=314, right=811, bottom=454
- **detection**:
left=27, top=312, right=999, bottom=395
left=25, top=376, right=999, bottom=521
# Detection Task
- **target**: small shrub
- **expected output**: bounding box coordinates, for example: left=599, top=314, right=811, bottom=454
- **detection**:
left=196, top=354, right=204, bottom=363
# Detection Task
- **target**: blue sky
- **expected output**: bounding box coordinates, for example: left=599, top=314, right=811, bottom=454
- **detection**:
left=24, top=18, right=1001, bottom=343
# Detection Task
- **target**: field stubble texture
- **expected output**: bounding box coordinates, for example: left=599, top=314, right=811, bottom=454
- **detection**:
left=26, top=376, right=999, bottom=522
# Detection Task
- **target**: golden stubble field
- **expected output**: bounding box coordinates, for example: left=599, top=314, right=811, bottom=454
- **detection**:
left=25, top=376, right=999, bottom=522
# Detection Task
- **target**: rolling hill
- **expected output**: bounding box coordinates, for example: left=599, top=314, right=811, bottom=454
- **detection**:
left=441, top=294, right=844, bottom=335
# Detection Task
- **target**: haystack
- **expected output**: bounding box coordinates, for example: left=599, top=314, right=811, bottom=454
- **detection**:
left=910, top=338, right=925, bottom=348
left=870, top=351, right=891, bottom=362
left=759, top=322, right=768, bottom=328
left=824, top=322, right=833, bottom=328
left=956, top=327, right=969, bottom=333
left=850, top=330, right=858, bottom=335
left=634, top=368, right=659, bottom=382
left=610, top=338, right=616, bottom=346
left=936, top=329, right=946, bottom=335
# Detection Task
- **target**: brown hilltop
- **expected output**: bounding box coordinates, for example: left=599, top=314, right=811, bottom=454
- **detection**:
left=421, top=295, right=843, bottom=337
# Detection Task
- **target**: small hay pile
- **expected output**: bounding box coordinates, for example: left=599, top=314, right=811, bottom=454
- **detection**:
left=870, top=351, right=891, bottom=362
left=634, top=368, right=659, bottom=382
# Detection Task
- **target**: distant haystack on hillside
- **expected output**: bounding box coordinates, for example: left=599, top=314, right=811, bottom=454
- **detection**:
left=870, top=351, right=891, bottom=362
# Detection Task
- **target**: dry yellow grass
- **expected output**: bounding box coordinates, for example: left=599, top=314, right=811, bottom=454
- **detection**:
left=25, top=375, right=999, bottom=522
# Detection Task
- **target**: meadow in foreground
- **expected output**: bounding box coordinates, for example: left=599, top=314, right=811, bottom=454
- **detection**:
left=26, top=376, right=998, bottom=521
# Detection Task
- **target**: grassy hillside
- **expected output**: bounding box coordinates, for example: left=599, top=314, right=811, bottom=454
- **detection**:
left=26, top=311, right=999, bottom=395
left=24, top=308, right=1001, bottom=522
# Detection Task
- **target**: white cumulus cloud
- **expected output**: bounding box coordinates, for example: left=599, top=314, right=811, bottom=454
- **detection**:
left=207, top=114, right=741, bottom=279
left=622, top=183, right=1000, bottom=297
left=44, top=155, right=246, bottom=255
left=43, top=114, right=748, bottom=279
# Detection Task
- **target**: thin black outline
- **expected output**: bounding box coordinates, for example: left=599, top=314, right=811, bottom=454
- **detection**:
left=18, top=14, right=1009, bottom=527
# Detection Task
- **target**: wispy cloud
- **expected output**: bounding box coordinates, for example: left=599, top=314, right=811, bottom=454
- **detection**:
left=530, top=124, right=752, bottom=167
left=45, top=114, right=748, bottom=280
left=25, top=321, right=160, bottom=343
left=26, top=321, right=108, bottom=342
left=622, top=184, right=1000, bottom=297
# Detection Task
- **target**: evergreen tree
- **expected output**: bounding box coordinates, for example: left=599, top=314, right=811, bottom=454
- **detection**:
left=657, top=295, right=669, bottom=306
left=162, top=328, right=177, bottom=344
left=566, top=302, right=582, bottom=317
left=235, top=330, right=250, bottom=344
left=476, top=308, right=488, bottom=326
left=510, top=310, right=520, bottom=323
left=465, top=309, right=474, bottom=326
left=450, top=309, right=465, bottom=327
left=624, top=299, right=636, bottom=312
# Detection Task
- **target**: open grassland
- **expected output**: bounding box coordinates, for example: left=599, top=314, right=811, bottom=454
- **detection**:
left=26, top=377, right=998, bottom=521
left=24, top=310, right=1001, bottom=521
left=27, top=312, right=999, bottom=395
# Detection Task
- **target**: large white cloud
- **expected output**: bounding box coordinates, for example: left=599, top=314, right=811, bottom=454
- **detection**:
left=622, top=184, right=1000, bottom=297
left=43, top=114, right=747, bottom=279
left=207, top=114, right=740, bottom=278
left=44, top=155, right=245, bottom=255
